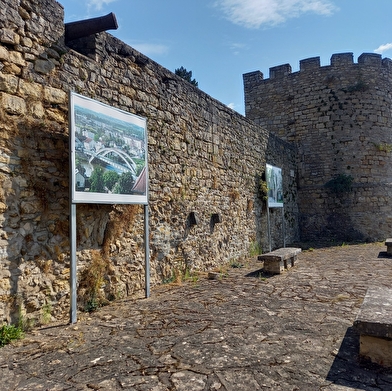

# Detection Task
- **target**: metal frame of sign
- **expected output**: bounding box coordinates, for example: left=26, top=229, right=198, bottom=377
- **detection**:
left=68, top=91, right=150, bottom=323
left=266, top=164, right=285, bottom=251
left=69, top=92, right=148, bottom=205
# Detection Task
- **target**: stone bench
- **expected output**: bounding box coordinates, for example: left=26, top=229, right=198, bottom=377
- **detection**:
left=257, top=247, right=301, bottom=275
left=385, top=238, right=392, bottom=255
left=354, top=286, right=392, bottom=367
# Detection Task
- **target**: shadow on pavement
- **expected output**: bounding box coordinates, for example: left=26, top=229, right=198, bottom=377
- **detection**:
left=326, top=327, right=392, bottom=390
left=378, top=251, right=392, bottom=259
left=245, top=268, right=275, bottom=279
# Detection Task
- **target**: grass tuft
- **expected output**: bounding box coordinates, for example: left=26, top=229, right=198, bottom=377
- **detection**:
left=0, top=324, right=24, bottom=347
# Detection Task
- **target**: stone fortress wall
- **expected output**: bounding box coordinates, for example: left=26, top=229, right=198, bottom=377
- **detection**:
left=0, top=0, right=298, bottom=324
left=244, top=53, right=392, bottom=242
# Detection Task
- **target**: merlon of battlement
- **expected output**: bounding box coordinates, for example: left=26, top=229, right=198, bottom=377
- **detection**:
left=243, top=52, right=391, bottom=84
left=242, top=70, right=264, bottom=82
left=269, top=64, right=291, bottom=79
left=383, top=57, right=392, bottom=70
left=330, top=52, right=353, bottom=66
left=300, top=57, right=320, bottom=71
left=358, top=52, right=382, bottom=66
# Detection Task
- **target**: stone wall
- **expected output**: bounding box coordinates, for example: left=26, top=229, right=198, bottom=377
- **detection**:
left=0, top=0, right=298, bottom=324
left=244, top=53, right=392, bottom=242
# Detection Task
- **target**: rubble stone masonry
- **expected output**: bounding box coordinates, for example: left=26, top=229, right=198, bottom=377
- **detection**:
left=0, top=0, right=298, bottom=323
left=244, top=53, right=392, bottom=242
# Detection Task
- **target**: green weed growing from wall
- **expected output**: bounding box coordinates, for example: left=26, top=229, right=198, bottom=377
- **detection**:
left=249, top=241, right=262, bottom=256
left=256, top=173, right=268, bottom=202
left=374, top=142, right=392, bottom=153
left=345, top=80, right=369, bottom=93
left=325, top=174, right=353, bottom=194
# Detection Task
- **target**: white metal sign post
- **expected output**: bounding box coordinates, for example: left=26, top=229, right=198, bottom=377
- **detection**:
left=69, top=203, right=77, bottom=324
left=69, top=92, right=149, bottom=324
left=144, top=204, right=150, bottom=298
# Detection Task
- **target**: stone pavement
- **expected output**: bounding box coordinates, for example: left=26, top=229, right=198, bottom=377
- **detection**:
left=2, top=242, right=392, bottom=391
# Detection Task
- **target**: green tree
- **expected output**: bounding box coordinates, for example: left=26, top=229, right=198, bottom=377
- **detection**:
left=113, top=172, right=135, bottom=194
left=103, top=170, right=120, bottom=192
left=94, top=130, right=104, bottom=142
left=90, top=166, right=105, bottom=193
left=175, top=66, right=198, bottom=86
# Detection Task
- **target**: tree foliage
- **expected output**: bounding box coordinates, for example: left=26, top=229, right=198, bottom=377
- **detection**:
left=175, top=66, right=198, bottom=86
left=103, top=170, right=120, bottom=192
left=113, top=172, right=135, bottom=194
left=90, top=166, right=105, bottom=193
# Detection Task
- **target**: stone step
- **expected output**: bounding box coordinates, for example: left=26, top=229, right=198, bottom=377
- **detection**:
left=354, top=286, right=392, bottom=366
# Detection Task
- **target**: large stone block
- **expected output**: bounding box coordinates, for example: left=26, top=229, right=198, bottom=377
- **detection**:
left=9, top=51, right=26, bottom=67
left=35, top=59, right=55, bottom=74
left=354, top=287, right=392, bottom=367
left=0, top=92, right=26, bottom=115
left=43, top=86, right=67, bottom=104
left=0, top=73, right=18, bottom=93
left=0, top=28, right=20, bottom=45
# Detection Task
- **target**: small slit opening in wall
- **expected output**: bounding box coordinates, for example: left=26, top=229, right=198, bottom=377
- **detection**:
left=210, top=213, right=221, bottom=233
left=184, top=211, right=198, bottom=239
left=187, top=211, right=198, bottom=228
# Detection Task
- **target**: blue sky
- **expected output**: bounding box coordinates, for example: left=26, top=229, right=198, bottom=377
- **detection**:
left=60, top=0, right=392, bottom=115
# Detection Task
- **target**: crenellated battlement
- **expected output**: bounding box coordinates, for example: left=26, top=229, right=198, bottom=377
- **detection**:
left=244, top=51, right=392, bottom=243
left=243, top=52, right=392, bottom=84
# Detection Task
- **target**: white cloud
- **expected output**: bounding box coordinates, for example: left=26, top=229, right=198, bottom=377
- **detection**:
left=215, top=0, right=337, bottom=29
left=227, top=102, right=236, bottom=110
left=129, top=42, right=169, bottom=57
left=230, top=42, right=247, bottom=55
left=87, top=0, right=117, bottom=11
left=374, top=43, right=392, bottom=54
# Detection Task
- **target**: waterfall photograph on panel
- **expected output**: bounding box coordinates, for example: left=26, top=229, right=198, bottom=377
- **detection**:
left=69, top=92, right=148, bottom=204
left=266, top=164, right=283, bottom=208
